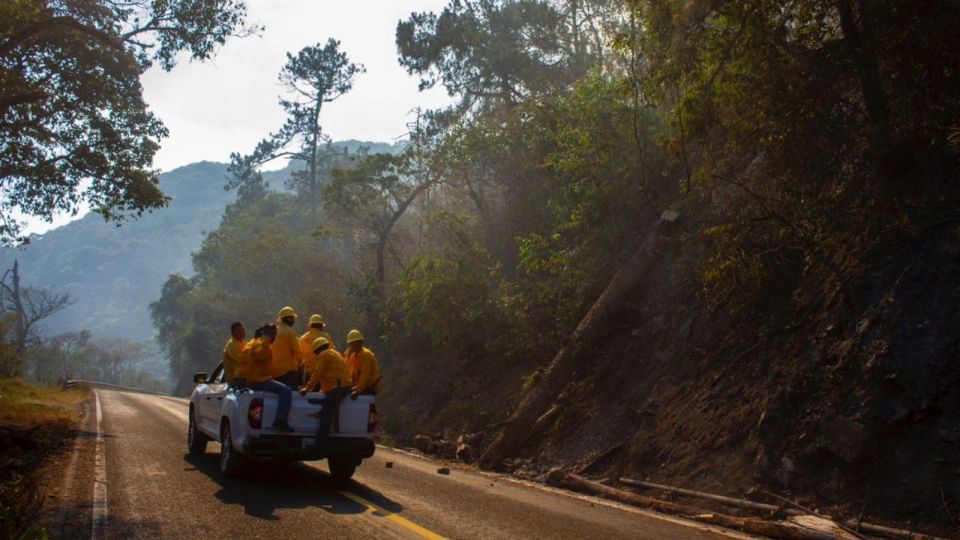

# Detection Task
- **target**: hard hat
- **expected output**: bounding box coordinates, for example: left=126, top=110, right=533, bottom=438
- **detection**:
left=346, top=329, right=364, bottom=343
left=308, top=314, right=325, bottom=325
left=277, top=306, right=297, bottom=319
left=312, top=337, right=330, bottom=351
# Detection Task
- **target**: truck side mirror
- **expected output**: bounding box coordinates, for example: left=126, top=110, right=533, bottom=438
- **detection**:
left=193, top=372, right=208, bottom=384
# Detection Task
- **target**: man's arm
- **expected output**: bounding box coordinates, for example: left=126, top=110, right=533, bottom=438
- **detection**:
left=299, top=361, right=323, bottom=394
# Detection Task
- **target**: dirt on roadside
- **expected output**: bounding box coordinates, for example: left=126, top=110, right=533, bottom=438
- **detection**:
left=0, top=381, right=92, bottom=539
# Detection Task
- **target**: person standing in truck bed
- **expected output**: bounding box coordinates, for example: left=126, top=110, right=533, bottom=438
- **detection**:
left=299, top=313, right=334, bottom=381
left=344, top=329, right=380, bottom=399
left=271, top=306, right=302, bottom=389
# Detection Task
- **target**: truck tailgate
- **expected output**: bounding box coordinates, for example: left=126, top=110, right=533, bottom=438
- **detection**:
left=258, top=392, right=374, bottom=436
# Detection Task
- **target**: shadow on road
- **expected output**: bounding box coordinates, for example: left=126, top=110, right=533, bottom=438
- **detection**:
left=183, top=453, right=404, bottom=521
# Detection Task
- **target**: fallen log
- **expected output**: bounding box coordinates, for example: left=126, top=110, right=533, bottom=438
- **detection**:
left=561, top=473, right=850, bottom=540
left=759, top=490, right=869, bottom=540
left=619, top=477, right=946, bottom=540
left=619, top=477, right=783, bottom=514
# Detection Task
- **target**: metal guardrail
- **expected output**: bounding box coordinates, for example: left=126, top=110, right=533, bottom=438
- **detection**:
left=65, top=379, right=170, bottom=397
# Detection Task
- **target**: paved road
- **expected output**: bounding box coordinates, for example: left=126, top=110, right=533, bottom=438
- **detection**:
left=48, top=388, right=752, bottom=539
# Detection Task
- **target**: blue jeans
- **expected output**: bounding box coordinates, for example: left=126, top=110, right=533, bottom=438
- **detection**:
left=250, top=380, right=292, bottom=424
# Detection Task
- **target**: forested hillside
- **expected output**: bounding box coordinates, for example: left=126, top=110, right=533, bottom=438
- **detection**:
left=0, top=140, right=400, bottom=344
left=142, top=1, right=959, bottom=533
left=1, top=162, right=234, bottom=342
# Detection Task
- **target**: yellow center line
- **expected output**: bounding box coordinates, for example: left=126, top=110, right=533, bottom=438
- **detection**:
left=339, top=490, right=446, bottom=540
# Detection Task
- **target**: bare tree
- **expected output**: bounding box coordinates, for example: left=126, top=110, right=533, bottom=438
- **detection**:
left=0, top=260, right=74, bottom=353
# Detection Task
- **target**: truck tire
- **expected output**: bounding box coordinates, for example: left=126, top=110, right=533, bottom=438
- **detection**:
left=328, top=456, right=357, bottom=482
left=219, top=421, right=245, bottom=477
left=187, top=407, right=208, bottom=456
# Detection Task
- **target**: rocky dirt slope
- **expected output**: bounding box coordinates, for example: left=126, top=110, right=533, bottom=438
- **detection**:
left=505, top=212, right=960, bottom=536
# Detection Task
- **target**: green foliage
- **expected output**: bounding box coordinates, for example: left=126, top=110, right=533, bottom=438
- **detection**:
left=132, top=0, right=960, bottom=441
left=0, top=0, right=256, bottom=242
left=628, top=0, right=960, bottom=316
left=386, top=237, right=511, bottom=355
left=397, top=0, right=573, bottom=105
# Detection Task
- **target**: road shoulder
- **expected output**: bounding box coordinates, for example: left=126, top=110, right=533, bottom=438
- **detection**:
left=36, top=393, right=98, bottom=539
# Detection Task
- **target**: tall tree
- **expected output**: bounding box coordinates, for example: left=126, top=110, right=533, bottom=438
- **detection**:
left=0, top=0, right=257, bottom=243
left=324, top=149, right=436, bottom=290
left=150, top=273, right=197, bottom=390
left=396, top=0, right=572, bottom=110
left=228, top=39, right=364, bottom=215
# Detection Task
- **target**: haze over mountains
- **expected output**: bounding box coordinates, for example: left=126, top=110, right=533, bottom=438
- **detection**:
left=0, top=140, right=402, bottom=356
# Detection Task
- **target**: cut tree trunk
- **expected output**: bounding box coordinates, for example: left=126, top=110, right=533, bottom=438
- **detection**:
left=561, top=473, right=857, bottom=540
left=478, top=214, right=677, bottom=469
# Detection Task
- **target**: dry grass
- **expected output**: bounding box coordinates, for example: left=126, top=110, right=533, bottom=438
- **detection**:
left=0, top=378, right=88, bottom=429
left=0, top=379, right=89, bottom=538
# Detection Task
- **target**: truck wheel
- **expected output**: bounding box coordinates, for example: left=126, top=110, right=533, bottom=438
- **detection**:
left=219, top=422, right=245, bottom=477
left=328, top=456, right=357, bottom=482
left=187, top=408, right=208, bottom=456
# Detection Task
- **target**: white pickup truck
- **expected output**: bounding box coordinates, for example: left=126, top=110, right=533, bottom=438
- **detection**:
left=187, top=362, right=377, bottom=480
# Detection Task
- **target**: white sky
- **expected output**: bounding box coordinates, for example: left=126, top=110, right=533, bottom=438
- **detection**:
left=24, top=0, right=452, bottom=235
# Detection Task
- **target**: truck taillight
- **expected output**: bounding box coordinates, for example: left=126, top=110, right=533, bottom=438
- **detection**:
left=248, top=398, right=263, bottom=429
left=367, top=403, right=378, bottom=433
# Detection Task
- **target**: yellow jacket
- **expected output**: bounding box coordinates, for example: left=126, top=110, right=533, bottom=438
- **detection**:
left=346, top=347, right=381, bottom=394
left=302, top=349, right=349, bottom=393
left=235, top=338, right=273, bottom=384
left=270, top=322, right=301, bottom=376
left=222, top=337, right=246, bottom=384
left=299, top=328, right=334, bottom=373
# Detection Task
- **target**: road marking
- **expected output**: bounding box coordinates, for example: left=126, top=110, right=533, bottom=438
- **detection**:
left=92, top=391, right=108, bottom=539
left=339, top=490, right=446, bottom=540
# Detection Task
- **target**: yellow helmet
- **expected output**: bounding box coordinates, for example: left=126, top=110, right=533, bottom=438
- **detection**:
left=312, top=337, right=330, bottom=351
left=346, top=329, right=364, bottom=343
left=308, top=314, right=325, bottom=325
left=277, top=306, right=297, bottom=319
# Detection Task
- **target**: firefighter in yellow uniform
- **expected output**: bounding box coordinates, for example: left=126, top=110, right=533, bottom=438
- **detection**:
left=299, top=314, right=334, bottom=378
left=344, top=329, right=380, bottom=399
left=222, top=321, right=246, bottom=385
left=235, top=324, right=292, bottom=431
left=299, top=337, right=351, bottom=448
left=271, top=306, right=302, bottom=389
left=299, top=337, right=348, bottom=394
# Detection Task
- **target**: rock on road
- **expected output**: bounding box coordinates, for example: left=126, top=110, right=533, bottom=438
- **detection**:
left=45, top=388, right=753, bottom=539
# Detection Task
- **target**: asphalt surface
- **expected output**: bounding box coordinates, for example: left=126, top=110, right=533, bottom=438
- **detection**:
left=49, top=388, right=754, bottom=539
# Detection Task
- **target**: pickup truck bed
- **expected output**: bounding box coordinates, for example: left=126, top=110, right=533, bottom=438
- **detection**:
left=234, top=390, right=376, bottom=461
left=188, top=362, right=377, bottom=480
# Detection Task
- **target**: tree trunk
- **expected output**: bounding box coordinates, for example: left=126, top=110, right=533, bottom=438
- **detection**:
left=375, top=240, right=386, bottom=291
left=11, top=260, right=26, bottom=354
left=478, top=216, right=674, bottom=469
left=308, top=101, right=323, bottom=217
left=837, top=0, right=904, bottom=187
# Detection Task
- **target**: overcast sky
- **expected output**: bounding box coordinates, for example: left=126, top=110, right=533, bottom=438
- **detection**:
left=25, top=0, right=452, bottom=235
